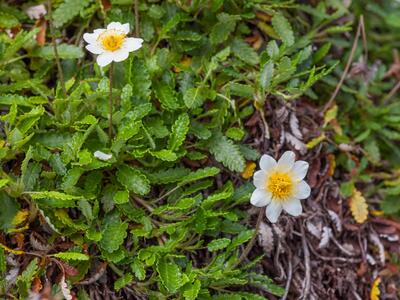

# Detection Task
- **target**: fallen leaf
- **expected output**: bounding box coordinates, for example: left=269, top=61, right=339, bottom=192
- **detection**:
left=327, top=154, right=336, bottom=177
left=349, top=189, right=368, bottom=224
left=35, top=18, right=47, bottom=46
left=370, top=277, right=381, bottom=300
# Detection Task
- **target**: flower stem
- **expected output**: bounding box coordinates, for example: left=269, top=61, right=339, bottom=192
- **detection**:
left=134, top=0, right=140, bottom=37
left=108, top=62, right=114, bottom=141
left=47, top=0, right=67, bottom=98
left=233, top=207, right=264, bottom=268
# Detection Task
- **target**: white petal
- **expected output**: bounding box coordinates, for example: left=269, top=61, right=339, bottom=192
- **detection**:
left=94, top=151, right=112, bottom=161
left=253, top=170, right=267, bottom=189
left=123, top=37, right=143, bottom=52
left=250, top=189, right=272, bottom=207
left=259, top=154, right=277, bottom=172
left=96, top=52, right=113, bottom=67
left=294, top=181, right=311, bottom=199
left=277, top=151, right=295, bottom=172
left=282, top=198, right=302, bottom=216
left=291, top=160, right=309, bottom=181
left=265, top=201, right=283, bottom=223
left=107, top=22, right=129, bottom=34
left=121, top=23, right=130, bottom=34
left=85, top=44, right=103, bottom=54
left=112, top=49, right=129, bottom=62
left=83, top=32, right=98, bottom=44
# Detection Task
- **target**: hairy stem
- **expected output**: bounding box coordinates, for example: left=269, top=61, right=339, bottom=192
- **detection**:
left=233, top=207, right=264, bottom=268
left=134, top=0, right=140, bottom=37
left=108, top=62, right=114, bottom=141
left=47, top=0, right=67, bottom=98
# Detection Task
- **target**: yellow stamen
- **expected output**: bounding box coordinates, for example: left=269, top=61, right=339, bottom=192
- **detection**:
left=266, top=172, right=294, bottom=201
left=98, top=29, right=126, bottom=52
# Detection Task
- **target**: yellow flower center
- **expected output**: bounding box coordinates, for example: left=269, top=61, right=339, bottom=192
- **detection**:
left=266, top=172, right=294, bottom=201
left=98, top=30, right=126, bottom=52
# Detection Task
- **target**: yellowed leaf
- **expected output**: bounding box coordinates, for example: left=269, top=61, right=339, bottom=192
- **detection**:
left=0, top=242, right=24, bottom=255
left=241, top=161, right=256, bottom=179
left=12, top=209, right=29, bottom=226
left=324, top=104, right=338, bottom=127
left=370, top=277, right=381, bottom=300
left=306, top=133, right=326, bottom=149
left=349, top=189, right=368, bottom=223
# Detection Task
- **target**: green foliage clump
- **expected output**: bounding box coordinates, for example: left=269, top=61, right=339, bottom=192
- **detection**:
left=0, top=0, right=343, bottom=298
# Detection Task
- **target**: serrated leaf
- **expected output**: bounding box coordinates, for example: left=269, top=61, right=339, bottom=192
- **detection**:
left=183, top=87, right=207, bottom=109
left=349, top=189, right=368, bottom=224
left=271, top=14, right=294, bottom=46
left=114, top=273, right=133, bottom=291
left=53, top=252, right=90, bottom=261
left=168, top=113, right=190, bottom=150
left=100, top=213, right=128, bottom=253
left=179, top=167, right=220, bottom=185
left=183, top=279, right=201, bottom=300
left=117, top=165, right=150, bottom=196
left=210, top=13, right=239, bottom=44
left=27, top=191, right=83, bottom=200
left=153, top=82, right=181, bottom=111
left=131, top=258, right=146, bottom=280
left=231, top=38, right=259, bottom=65
left=114, top=190, right=129, bottom=204
left=52, top=0, right=90, bottom=27
left=260, top=61, right=274, bottom=92
left=32, top=44, right=84, bottom=60
left=208, top=133, right=245, bottom=172
left=207, top=238, right=231, bottom=251
left=157, top=257, right=182, bottom=292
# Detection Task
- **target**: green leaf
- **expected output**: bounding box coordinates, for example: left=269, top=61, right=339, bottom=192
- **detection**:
left=210, top=13, right=239, bottom=44
left=226, top=128, right=245, bottom=141
left=0, top=192, right=19, bottom=231
left=114, top=273, right=133, bottom=291
left=114, top=190, right=129, bottom=204
left=0, top=12, right=19, bottom=28
left=168, top=113, right=190, bottom=150
left=183, top=87, right=207, bottom=109
left=53, top=252, right=90, bottom=261
left=32, top=44, right=84, bottom=60
left=231, top=38, right=259, bottom=65
left=27, top=191, right=83, bottom=200
left=271, top=14, right=294, bottom=46
left=117, top=165, right=150, bottom=196
left=131, top=258, right=146, bottom=280
left=3, top=28, right=39, bottom=61
left=183, top=279, right=201, bottom=300
left=156, top=257, right=182, bottom=292
left=208, top=133, right=245, bottom=172
left=100, top=212, right=128, bottom=253
left=52, top=0, right=90, bottom=27
left=153, top=82, right=181, bottom=111
left=260, top=61, right=274, bottom=92
left=179, top=167, right=220, bottom=185
left=207, top=238, right=231, bottom=251
left=16, top=258, right=38, bottom=299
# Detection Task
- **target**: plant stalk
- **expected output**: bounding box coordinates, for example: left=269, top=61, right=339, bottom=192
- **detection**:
left=108, top=62, right=114, bottom=141
left=47, top=0, right=67, bottom=98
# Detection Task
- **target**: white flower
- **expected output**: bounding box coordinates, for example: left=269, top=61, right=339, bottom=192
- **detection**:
left=250, top=151, right=311, bottom=223
left=83, top=22, right=143, bottom=67
left=94, top=151, right=113, bottom=161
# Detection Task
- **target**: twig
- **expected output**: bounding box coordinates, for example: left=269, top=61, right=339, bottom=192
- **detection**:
left=233, top=208, right=264, bottom=268
left=300, top=224, right=311, bottom=300
left=134, top=0, right=140, bottom=37
left=108, top=62, right=114, bottom=141
left=133, top=195, right=153, bottom=213
left=323, top=16, right=365, bottom=113
left=383, top=80, right=400, bottom=104
left=281, top=248, right=293, bottom=300
left=47, top=0, right=67, bottom=98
